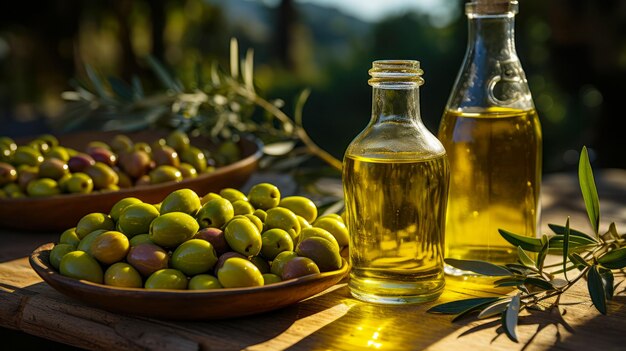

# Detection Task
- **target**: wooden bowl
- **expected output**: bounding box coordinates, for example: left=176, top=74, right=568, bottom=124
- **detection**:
left=29, top=243, right=349, bottom=320
left=0, top=131, right=263, bottom=232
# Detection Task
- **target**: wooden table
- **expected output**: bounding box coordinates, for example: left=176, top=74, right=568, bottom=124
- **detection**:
left=1, top=170, right=625, bottom=351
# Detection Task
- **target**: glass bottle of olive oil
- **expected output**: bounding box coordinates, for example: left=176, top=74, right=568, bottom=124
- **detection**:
left=343, top=60, right=449, bottom=304
left=438, top=0, right=542, bottom=275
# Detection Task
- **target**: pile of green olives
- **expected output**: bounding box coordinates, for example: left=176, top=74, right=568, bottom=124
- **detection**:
left=50, top=183, right=348, bottom=290
left=0, top=131, right=241, bottom=198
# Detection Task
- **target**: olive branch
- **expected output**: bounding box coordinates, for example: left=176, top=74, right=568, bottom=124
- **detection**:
left=428, top=146, right=625, bottom=342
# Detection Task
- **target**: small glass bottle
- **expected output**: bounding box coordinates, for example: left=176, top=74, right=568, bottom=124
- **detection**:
left=438, top=0, right=542, bottom=275
left=343, top=60, right=449, bottom=304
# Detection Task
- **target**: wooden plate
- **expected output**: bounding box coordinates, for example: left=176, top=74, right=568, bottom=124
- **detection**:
left=29, top=243, right=350, bottom=320
left=0, top=131, right=263, bottom=232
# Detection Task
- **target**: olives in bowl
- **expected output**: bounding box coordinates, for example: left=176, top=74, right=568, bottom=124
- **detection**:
left=29, top=183, right=349, bottom=319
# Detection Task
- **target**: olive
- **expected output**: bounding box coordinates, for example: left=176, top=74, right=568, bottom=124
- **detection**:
left=200, top=192, right=222, bottom=205
left=178, top=163, right=198, bottom=179
left=279, top=196, right=318, bottom=223
left=76, top=229, right=107, bottom=255
left=145, top=269, right=188, bottom=290
left=46, top=146, right=70, bottom=162
left=180, top=146, right=207, bottom=173
left=85, top=162, right=119, bottom=190
left=118, top=150, right=151, bottom=179
left=88, top=147, right=117, bottom=167
left=188, top=274, right=223, bottom=290
left=296, top=227, right=340, bottom=250
left=68, top=153, right=95, bottom=173
left=243, top=214, right=263, bottom=233
left=220, top=188, right=247, bottom=203
left=0, top=162, right=17, bottom=186
left=59, top=227, right=81, bottom=247
left=134, top=142, right=151, bottom=154
left=315, top=213, right=344, bottom=225
left=85, top=141, right=110, bottom=153
left=165, top=130, right=190, bottom=152
left=126, top=243, right=169, bottom=277
left=17, top=166, right=38, bottom=190
left=50, top=244, right=76, bottom=270
left=104, top=262, right=142, bottom=288
left=270, top=251, right=298, bottom=277
left=109, top=197, right=142, bottom=222
left=90, top=231, right=130, bottom=265
left=171, top=239, right=218, bottom=276
left=0, top=137, right=17, bottom=152
left=76, top=213, right=115, bottom=239
left=248, top=183, right=280, bottom=210
left=260, top=228, right=294, bottom=260
left=232, top=200, right=254, bottom=216
left=110, top=134, right=133, bottom=153
left=297, top=216, right=312, bottom=230
left=249, top=256, right=270, bottom=274
left=152, top=145, right=180, bottom=168
left=36, top=134, right=59, bottom=149
left=159, top=188, right=201, bottom=216
left=117, top=203, right=160, bottom=238
left=217, top=257, right=263, bottom=288
left=313, top=217, right=350, bottom=249
left=224, top=217, right=262, bottom=256
left=264, top=207, right=301, bottom=240
left=282, top=257, right=320, bottom=280
left=196, top=198, right=234, bottom=229
left=296, top=236, right=342, bottom=272
left=149, top=212, right=199, bottom=248
left=149, top=165, right=182, bottom=184
left=216, top=141, right=241, bottom=165
left=262, top=273, right=282, bottom=285
left=115, top=169, right=133, bottom=189
left=193, top=228, right=230, bottom=256
left=252, top=209, right=267, bottom=222
left=65, top=173, right=94, bottom=194
left=13, top=146, right=43, bottom=167
left=129, top=233, right=152, bottom=247
left=59, top=251, right=104, bottom=284
left=26, top=178, right=61, bottom=197
left=214, top=252, right=247, bottom=274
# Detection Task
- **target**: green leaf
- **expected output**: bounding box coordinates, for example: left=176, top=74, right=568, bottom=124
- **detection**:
left=493, top=276, right=525, bottom=288
left=563, top=218, right=570, bottom=281
left=107, top=77, right=133, bottom=102
left=598, top=247, right=626, bottom=269
left=579, top=146, right=600, bottom=235
left=498, top=229, right=544, bottom=252
left=536, top=235, right=549, bottom=270
left=478, top=299, right=510, bottom=319
left=444, top=259, right=511, bottom=276
left=517, top=246, right=535, bottom=268
left=569, top=253, right=589, bottom=268
left=131, top=76, right=144, bottom=99
left=604, top=222, right=620, bottom=241
left=524, top=277, right=555, bottom=291
left=587, top=265, right=607, bottom=315
left=85, top=64, right=109, bottom=99
left=427, top=297, right=500, bottom=314
left=548, top=223, right=597, bottom=242
left=147, top=56, right=183, bottom=93
left=502, top=294, right=521, bottom=342
left=599, top=267, right=614, bottom=300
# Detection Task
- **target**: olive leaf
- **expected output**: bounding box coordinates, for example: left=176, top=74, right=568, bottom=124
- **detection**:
left=599, top=267, right=614, bottom=301
left=502, top=294, right=521, bottom=342
left=478, top=298, right=511, bottom=319
left=568, top=252, right=589, bottom=269
left=579, top=146, right=600, bottom=236
left=588, top=265, right=607, bottom=315
left=428, top=297, right=500, bottom=314
left=524, top=277, right=555, bottom=291
left=536, top=235, right=549, bottom=271
left=498, top=229, right=544, bottom=252
left=548, top=223, right=597, bottom=242
left=598, top=247, right=626, bottom=269
left=517, top=246, right=535, bottom=268
left=444, top=259, right=511, bottom=276
left=147, top=56, right=183, bottom=93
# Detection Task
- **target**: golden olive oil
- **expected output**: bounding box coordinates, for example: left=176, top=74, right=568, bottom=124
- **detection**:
left=438, top=108, right=542, bottom=271
left=343, top=153, right=449, bottom=303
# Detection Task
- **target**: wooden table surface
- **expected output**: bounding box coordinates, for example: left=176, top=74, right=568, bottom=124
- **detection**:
left=0, top=170, right=625, bottom=351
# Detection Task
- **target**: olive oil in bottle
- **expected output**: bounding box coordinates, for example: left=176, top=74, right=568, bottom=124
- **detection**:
left=439, top=107, right=541, bottom=265
left=438, top=1, right=542, bottom=275
left=343, top=61, right=449, bottom=304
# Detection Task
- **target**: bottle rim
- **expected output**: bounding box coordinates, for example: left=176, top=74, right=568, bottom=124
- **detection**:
left=466, top=0, right=518, bottom=17
left=368, top=60, right=424, bottom=87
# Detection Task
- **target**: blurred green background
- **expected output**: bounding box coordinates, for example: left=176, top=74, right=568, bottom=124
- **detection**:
left=0, top=0, right=624, bottom=172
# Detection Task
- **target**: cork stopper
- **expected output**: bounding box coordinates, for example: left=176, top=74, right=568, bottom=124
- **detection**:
left=467, top=0, right=518, bottom=15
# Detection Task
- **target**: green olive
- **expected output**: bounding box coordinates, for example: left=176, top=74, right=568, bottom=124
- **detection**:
left=166, top=130, right=190, bottom=152
left=129, top=234, right=153, bottom=247
left=59, top=227, right=81, bottom=247
left=313, top=217, right=350, bottom=249
left=243, top=214, right=264, bottom=232
left=13, top=146, right=43, bottom=167
left=159, top=188, right=201, bottom=216
left=296, top=236, right=342, bottom=272
left=262, top=273, right=282, bottom=285
left=260, top=228, right=294, bottom=260
left=297, top=216, right=312, bottom=230
left=180, top=146, right=207, bottom=173
left=249, top=256, right=270, bottom=274
left=117, top=203, right=160, bottom=238
left=85, top=162, right=119, bottom=190
left=252, top=209, right=267, bottom=222
left=248, top=183, right=280, bottom=210
left=278, top=196, right=318, bottom=223
left=264, top=207, right=301, bottom=240
left=224, top=217, right=262, bottom=256
left=38, top=158, right=69, bottom=180
left=76, top=229, right=108, bottom=255
left=104, top=262, right=142, bottom=288
left=232, top=200, right=254, bottom=215
left=110, top=134, right=134, bottom=153
left=145, top=269, right=188, bottom=290
left=64, top=172, right=94, bottom=194
left=171, top=239, right=218, bottom=276
left=149, top=165, right=183, bottom=184
left=90, top=231, right=130, bottom=265
left=109, top=197, right=143, bottom=222
left=59, top=251, right=104, bottom=284
left=149, top=212, right=199, bottom=248
left=26, top=178, right=61, bottom=197
left=315, top=213, right=344, bottom=225
left=220, top=188, right=248, bottom=203
left=178, top=163, right=198, bottom=179
left=50, top=244, right=76, bottom=270
left=196, top=198, right=234, bottom=229
left=296, top=227, right=340, bottom=251
left=46, top=146, right=70, bottom=162
left=188, top=274, right=223, bottom=290
left=270, top=251, right=298, bottom=277
left=200, top=192, right=222, bottom=205
left=217, top=257, right=263, bottom=288
left=76, top=213, right=115, bottom=239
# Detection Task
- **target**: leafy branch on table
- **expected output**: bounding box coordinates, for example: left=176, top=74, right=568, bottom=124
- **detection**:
left=428, top=146, right=625, bottom=342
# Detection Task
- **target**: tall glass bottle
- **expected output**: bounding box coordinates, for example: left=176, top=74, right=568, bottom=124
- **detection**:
left=343, top=60, right=449, bottom=304
left=438, top=0, right=542, bottom=275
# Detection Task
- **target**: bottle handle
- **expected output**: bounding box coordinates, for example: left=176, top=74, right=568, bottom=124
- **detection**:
left=487, top=59, right=526, bottom=106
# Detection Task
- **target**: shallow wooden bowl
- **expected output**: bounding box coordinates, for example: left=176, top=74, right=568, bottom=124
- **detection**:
left=0, top=131, right=262, bottom=232
left=29, top=243, right=349, bottom=320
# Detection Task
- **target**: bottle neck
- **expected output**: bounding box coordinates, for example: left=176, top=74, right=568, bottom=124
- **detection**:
left=467, top=13, right=517, bottom=61
left=371, top=85, right=422, bottom=125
